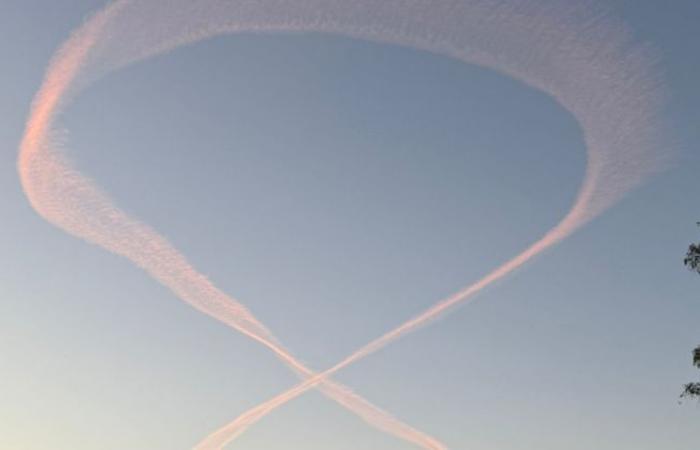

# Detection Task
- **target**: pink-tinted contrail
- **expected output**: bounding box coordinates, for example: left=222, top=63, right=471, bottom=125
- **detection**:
left=195, top=201, right=590, bottom=448
left=18, top=2, right=447, bottom=449
left=18, top=0, right=668, bottom=449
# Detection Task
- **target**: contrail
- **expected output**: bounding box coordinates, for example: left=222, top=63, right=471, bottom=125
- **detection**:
left=18, top=2, right=447, bottom=449
left=195, top=204, right=588, bottom=448
left=18, top=0, right=668, bottom=449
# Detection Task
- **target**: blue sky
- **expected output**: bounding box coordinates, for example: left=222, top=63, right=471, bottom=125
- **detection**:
left=1, top=1, right=699, bottom=449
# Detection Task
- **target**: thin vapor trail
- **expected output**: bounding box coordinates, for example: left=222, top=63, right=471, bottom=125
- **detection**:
left=195, top=203, right=589, bottom=448
left=18, top=0, right=668, bottom=449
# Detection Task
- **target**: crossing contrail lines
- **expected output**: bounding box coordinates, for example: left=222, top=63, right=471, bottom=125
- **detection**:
left=19, top=1, right=668, bottom=449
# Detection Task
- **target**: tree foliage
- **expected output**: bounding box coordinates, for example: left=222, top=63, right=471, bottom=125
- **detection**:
left=685, top=243, right=700, bottom=273
left=684, top=222, right=700, bottom=274
left=681, top=382, right=700, bottom=400
left=680, top=345, right=700, bottom=400
left=681, top=225, right=700, bottom=401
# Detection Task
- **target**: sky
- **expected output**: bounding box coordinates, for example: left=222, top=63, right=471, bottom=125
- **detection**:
left=1, top=1, right=699, bottom=449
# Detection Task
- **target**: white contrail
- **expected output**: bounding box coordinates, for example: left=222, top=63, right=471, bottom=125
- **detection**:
left=18, top=1, right=668, bottom=449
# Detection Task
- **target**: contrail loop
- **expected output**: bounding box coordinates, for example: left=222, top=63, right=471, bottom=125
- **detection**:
left=18, top=1, right=667, bottom=449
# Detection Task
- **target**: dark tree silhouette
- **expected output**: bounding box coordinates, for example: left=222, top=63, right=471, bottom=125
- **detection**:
left=685, top=243, right=700, bottom=274
left=680, top=347, right=700, bottom=400
left=684, top=222, right=700, bottom=274
left=681, top=224, right=700, bottom=401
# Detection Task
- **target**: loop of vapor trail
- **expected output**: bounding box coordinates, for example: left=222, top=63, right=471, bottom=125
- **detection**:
left=19, top=2, right=447, bottom=449
left=18, top=0, right=669, bottom=449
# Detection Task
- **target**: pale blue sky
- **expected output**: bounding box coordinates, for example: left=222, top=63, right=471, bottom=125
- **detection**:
left=1, top=1, right=699, bottom=449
